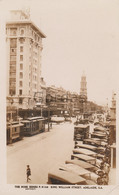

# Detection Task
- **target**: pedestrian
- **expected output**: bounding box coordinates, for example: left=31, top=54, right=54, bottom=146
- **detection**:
left=50, top=122, right=52, bottom=129
left=26, top=165, right=31, bottom=182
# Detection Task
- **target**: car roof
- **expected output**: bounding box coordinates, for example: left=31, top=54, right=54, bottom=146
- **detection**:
left=91, top=133, right=106, bottom=137
left=73, top=148, right=97, bottom=155
left=74, top=124, right=89, bottom=128
left=65, top=159, right=95, bottom=169
left=59, top=164, right=91, bottom=176
left=72, top=154, right=95, bottom=161
left=48, top=169, right=86, bottom=184
left=76, top=143, right=97, bottom=150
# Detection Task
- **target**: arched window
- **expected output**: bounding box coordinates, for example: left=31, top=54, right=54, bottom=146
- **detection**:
left=20, top=29, right=24, bottom=35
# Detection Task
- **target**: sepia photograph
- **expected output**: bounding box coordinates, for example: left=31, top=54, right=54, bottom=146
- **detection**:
left=0, top=0, right=118, bottom=194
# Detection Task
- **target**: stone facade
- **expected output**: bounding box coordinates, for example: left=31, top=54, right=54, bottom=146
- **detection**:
left=6, top=10, right=46, bottom=110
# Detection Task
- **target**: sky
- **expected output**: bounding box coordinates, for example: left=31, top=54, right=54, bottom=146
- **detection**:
left=0, top=0, right=119, bottom=106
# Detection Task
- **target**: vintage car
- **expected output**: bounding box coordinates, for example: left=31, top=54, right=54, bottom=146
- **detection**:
left=74, top=124, right=89, bottom=141
left=91, top=132, right=107, bottom=140
left=94, top=122, right=103, bottom=126
left=59, top=163, right=98, bottom=184
left=65, top=159, right=108, bottom=184
left=73, top=148, right=97, bottom=157
left=97, top=146, right=106, bottom=154
left=51, top=115, right=65, bottom=123
left=94, top=126, right=108, bottom=134
left=71, top=154, right=96, bottom=165
left=47, top=169, right=87, bottom=185
left=96, top=154, right=106, bottom=160
left=74, top=143, right=97, bottom=152
left=65, top=159, right=95, bottom=171
left=83, top=138, right=102, bottom=146
left=74, top=118, right=89, bottom=125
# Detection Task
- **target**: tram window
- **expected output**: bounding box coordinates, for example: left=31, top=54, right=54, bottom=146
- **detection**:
left=26, top=123, right=30, bottom=128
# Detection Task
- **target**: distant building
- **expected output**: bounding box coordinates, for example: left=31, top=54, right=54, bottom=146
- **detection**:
left=79, top=73, right=87, bottom=114
left=46, top=86, right=76, bottom=116
left=80, top=73, right=87, bottom=98
left=110, top=92, right=116, bottom=168
left=6, top=10, right=46, bottom=111
left=110, top=92, right=116, bottom=144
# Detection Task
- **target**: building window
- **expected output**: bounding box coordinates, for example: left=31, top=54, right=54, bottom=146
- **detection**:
left=10, top=39, right=17, bottom=48
left=10, top=28, right=17, bottom=36
left=20, top=63, right=23, bottom=70
left=19, top=98, right=23, bottom=104
left=20, top=46, right=23, bottom=52
left=10, top=48, right=16, bottom=55
left=9, top=89, right=16, bottom=95
left=19, top=90, right=22, bottom=95
left=20, top=72, right=23, bottom=79
left=20, top=29, right=24, bottom=35
left=10, top=55, right=16, bottom=61
left=19, top=38, right=25, bottom=44
left=19, top=81, right=22, bottom=87
left=20, top=55, right=23, bottom=61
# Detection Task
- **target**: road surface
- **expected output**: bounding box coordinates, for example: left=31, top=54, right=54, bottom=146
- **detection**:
left=7, top=121, right=74, bottom=184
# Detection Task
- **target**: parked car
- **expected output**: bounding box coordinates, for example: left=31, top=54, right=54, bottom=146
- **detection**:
left=65, top=159, right=107, bottom=184
left=59, top=163, right=98, bottom=184
left=74, top=143, right=97, bottom=152
left=65, top=159, right=95, bottom=171
left=74, top=124, right=89, bottom=141
left=83, top=138, right=102, bottom=146
left=71, top=154, right=96, bottom=165
left=47, top=169, right=87, bottom=185
left=73, top=148, right=97, bottom=157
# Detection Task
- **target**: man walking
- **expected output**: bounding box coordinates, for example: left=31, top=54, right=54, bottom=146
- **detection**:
left=26, top=165, right=31, bottom=182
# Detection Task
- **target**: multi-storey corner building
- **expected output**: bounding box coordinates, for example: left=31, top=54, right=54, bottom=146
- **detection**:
left=6, top=10, right=46, bottom=111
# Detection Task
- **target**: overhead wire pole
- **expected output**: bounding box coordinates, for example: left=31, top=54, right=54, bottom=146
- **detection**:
left=46, top=94, right=52, bottom=132
left=48, top=106, right=50, bottom=131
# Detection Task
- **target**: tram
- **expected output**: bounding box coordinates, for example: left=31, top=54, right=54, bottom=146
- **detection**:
left=7, top=121, right=24, bottom=144
left=21, top=116, right=46, bottom=136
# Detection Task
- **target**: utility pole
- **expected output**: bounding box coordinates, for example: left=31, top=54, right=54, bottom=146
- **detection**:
left=46, top=94, right=52, bottom=132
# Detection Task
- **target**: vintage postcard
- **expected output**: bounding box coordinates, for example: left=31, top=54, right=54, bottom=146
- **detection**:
left=0, top=0, right=118, bottom=194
